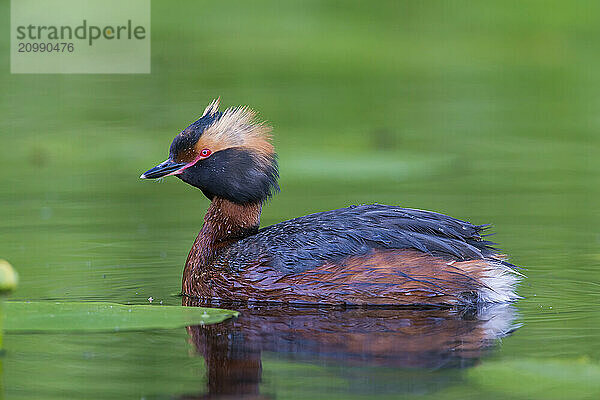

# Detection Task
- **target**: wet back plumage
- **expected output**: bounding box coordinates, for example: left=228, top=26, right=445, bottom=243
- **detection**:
left=220, top=204, right=501, bottom=274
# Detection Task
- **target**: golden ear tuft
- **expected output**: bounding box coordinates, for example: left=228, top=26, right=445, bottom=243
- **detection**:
left=202, top=97, right=221, bottom=117
left=197, top=103, right=274, bottom=156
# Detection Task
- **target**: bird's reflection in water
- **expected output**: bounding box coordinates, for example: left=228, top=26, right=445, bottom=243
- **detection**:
left=181, top=299, right=519, bottom=399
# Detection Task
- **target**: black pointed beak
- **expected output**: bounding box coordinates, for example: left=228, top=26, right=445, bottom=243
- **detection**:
left=140, top=159, right=187, bottom=179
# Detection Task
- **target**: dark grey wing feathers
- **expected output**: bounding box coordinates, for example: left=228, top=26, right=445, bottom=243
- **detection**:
left=221, top=204, right=498, bottom=274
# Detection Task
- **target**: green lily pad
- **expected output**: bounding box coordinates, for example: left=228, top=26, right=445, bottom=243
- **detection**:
left=468, top=358, right=600, bottom=399
left=3, top=301, right=238, bottom=333
left=283, top=153, right=452, bottom=182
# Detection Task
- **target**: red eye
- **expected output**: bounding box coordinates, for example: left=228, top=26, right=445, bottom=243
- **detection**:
left=200, top=149, right=212, bottom=157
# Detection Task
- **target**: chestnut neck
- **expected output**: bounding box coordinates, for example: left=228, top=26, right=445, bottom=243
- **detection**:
left=183, top=197, right=262, bottom=290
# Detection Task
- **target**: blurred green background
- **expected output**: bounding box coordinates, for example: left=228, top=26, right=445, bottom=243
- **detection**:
left=1, top=0, right=599, bottom=399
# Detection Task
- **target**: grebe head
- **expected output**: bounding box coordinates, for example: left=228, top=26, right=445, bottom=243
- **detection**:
left=140, top=98, right=279, bottom=204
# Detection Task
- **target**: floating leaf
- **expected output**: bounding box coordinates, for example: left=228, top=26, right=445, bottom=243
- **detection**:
left=468, top=358, right=600, bottom=399
left=283, top=153, right=453, bottom=182
left=3, top=301, right=238, bottom=333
